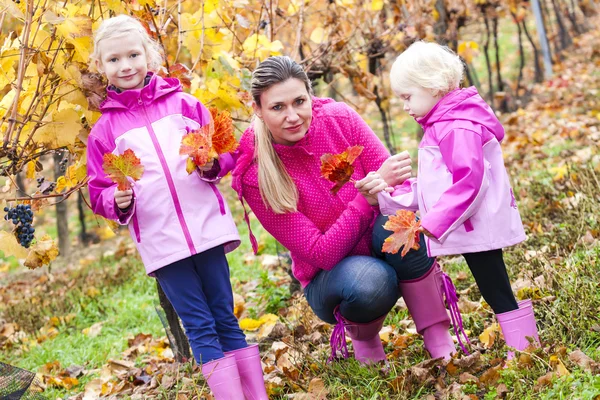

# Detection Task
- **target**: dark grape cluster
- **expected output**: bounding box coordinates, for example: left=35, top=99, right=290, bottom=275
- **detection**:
left=4, top=204, right=35, bottom=248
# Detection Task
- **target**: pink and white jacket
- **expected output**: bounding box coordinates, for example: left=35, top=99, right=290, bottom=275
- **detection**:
left=231, top=98, right=389, bottom=287
left=87, top=73, right=240, bottom=275
left=378, top=87, right=526, bottom=257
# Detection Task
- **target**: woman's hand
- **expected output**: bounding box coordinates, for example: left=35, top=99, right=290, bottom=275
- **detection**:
left=115, top=188, right=133, bottom=210
left=377, top=151, right=412, bottom=186
left=355, top=172, right=393, bottom=206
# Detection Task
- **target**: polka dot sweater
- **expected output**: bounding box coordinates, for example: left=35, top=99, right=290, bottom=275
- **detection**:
left=231, top=97, right=390, bottom=287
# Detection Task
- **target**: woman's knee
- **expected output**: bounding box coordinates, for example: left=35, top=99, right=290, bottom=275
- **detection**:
left=337, top=257, right=399, bottom=322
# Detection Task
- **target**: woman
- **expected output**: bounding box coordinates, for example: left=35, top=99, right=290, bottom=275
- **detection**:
left=232, top=56, right=462, bottom=364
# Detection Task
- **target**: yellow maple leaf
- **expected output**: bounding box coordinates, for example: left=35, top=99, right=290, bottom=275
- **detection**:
left=0, top=230, right=29, bottom=259
left=457, top=41, right=480, bottom=64
left=310, top=27, right=327, bottom=44
left=34, top=108, right=82, bottom=148
left=479, top=322, right=501, bottom=349
left=242, top=34, right=283, bottom=61
left=24, top=235, right=59, bottom=269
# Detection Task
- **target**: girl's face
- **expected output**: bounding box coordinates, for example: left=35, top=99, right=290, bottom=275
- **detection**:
left=397, top=84, right=441, bottom=119
left=253, top=78, right=312, bottom=146
left=96, top=34, right=148, bottom=91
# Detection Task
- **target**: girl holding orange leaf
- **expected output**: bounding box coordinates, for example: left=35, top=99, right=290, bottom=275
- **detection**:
left=86, top=15, right=267, bottom=399
left=232, top=56, right=463, bottom=366
left=379, top=41, right=540, bottom=362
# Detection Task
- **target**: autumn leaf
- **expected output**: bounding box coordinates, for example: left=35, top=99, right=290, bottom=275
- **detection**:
left=209, top=107, right=238, bottom=155
left=320, top=145, right=364, bottom=194
left=179, top=131, right=217, bottom=173
left=179, top=108, right=237, bottom=173
left=381, top=210, right=421, bottom=257
left=24, top=235, right=59, bottom=269
left=102, top=149, right=144, bottom=191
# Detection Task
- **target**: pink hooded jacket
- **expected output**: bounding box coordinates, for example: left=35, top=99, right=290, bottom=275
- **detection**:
left=87, top=73, right=240, bottom=275
left=231, top=98, right=390, bottom=287
left=378, top=87, right=526, bottom=257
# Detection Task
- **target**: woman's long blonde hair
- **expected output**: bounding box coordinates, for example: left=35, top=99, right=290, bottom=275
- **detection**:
left=251, top=56, right=313, bottom=214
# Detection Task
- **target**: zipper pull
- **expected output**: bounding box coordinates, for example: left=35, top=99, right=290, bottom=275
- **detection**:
left=138, top=98, right=142, bottom=105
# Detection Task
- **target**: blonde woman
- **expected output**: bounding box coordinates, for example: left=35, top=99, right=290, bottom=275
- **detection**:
left=232, top=56, right=461, bottom=364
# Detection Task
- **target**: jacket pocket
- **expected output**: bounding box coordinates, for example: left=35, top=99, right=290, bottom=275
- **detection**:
left=132, top=213, right=141, bottom=243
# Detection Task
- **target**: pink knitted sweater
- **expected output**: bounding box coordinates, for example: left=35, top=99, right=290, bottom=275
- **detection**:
left=231, top=97, right=390, bottom=287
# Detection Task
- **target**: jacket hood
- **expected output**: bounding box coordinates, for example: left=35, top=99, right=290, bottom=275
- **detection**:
left=231, top=97, right=335, bottom=196
left=100, top=72, right=182, bottom=111
left=417, top=86, right=504, bottom=142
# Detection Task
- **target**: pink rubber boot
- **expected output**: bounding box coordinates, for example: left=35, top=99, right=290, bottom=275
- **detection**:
left=201, top=355, right=245, bottom=399
left=224, top=344, right=268, bottom=400
left=399, top=262, right=469, bottom=360
left=497, top=299, right=540, bottom=360
left=329, top=307, right=387, bottom=364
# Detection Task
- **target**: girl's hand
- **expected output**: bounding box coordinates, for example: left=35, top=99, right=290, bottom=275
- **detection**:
left=115, top=188, right=133, bottom=210
left=377, top=151, right=412, bottom=186
left=198, top=160, right=215, bottom=173
left=355, top=172, right=393, bottom=205
left=418, top=225, right=435, bottom=238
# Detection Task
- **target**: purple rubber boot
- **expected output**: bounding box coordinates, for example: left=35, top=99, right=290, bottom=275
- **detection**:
left=329, top=306, right=387, bottom=364
left=497, top=298, right=540, bottom=360
left=201, top=354, right=245, bottom=399
left=224, top=344, right=268, bottom=400
left=399, top=262, right=469, bottom=360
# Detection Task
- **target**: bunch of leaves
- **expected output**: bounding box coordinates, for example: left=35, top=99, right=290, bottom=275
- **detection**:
left=179, top=107, right=238, bottom=174
left=102, top=149, right=145, bottom=191
left=320, top=145, right=363, bottom=194
left=381, top=209, right=421, bottom=257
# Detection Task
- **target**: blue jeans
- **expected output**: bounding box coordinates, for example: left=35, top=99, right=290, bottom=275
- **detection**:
left=154, top=245, right=248, bottom=363
left=304, top=214, right=434, bottom=324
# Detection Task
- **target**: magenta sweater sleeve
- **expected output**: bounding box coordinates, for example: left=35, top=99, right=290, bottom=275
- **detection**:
left=243, top=182, right=375, bottom=271
left=421, top=129, right=489, bottom=243
left=86, top=134, right=135, bottom=225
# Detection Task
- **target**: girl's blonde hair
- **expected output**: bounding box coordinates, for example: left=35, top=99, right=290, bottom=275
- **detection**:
left=250, top=56, right=313, bottom=214
left=390, top=41, right=464, bottom=96
left=91, top=15, right=163, bottom=72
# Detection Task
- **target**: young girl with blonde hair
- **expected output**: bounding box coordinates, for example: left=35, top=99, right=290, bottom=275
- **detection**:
left=380, top=41, right=540, bottom=361
left=87, top=14, right=267, bottom=399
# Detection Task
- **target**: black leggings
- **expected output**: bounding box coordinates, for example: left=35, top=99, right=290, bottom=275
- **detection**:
left=463, top=249, right=519, bottom=314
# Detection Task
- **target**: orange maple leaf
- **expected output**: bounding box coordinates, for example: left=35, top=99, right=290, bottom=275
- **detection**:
left=102, top=149, right=145, bottom=191
left=209, top=107, right=239, bottom=155
left=179, top=131, right=218, bottom=173
left=381, top=210, right=421, bottom=257
left=320, top=145, right=364, bottom=194
left=179, top=107, right=238, bottom=174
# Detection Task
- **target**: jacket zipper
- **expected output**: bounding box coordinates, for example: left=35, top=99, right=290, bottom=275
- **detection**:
left=138, top=98, right=196, bottom=254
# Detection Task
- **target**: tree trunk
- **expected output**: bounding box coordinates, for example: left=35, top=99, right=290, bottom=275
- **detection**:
left=77, top=191, right=90, bottom=245
left=482, top=11, right=495, bottom=106
left=155, top=281, right=192, bottom=363
left=551, top=0, right=573, bottom=50
left=511, top=12, right=525, bottom=98
left=521, top=13, right=545, bottom=82
left=53, top=152, right=70, bottom=257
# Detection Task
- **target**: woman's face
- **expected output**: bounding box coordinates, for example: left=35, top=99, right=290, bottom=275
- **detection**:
left=253, top=78, right=312, bottom=146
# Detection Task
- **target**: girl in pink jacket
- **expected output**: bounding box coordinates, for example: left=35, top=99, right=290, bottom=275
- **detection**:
left=86, top=15, right=267, bottom=399
left=380, top=41, right=540, bottom=361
